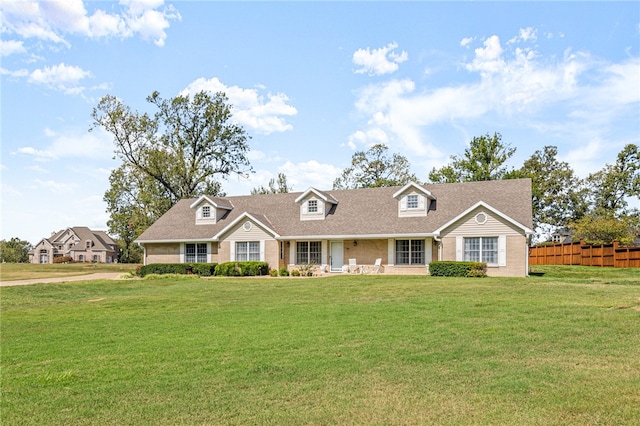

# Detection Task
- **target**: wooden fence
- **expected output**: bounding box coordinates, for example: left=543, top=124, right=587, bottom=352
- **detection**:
left=529, top=239, right=640, bottom=268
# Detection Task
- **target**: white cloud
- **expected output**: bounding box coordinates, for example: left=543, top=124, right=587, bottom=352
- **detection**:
left=182, top=77, right=298, bottom=135
left=32, top=179, right=78, bottom=194
left=0, top=39, right=26, bottom=56
left=0, top=67, right=29, bottom=77
left=509, top=27, right=538, bottom=44
left=18, top=127, right=114, bottom=162
left=349, top=30, right=639, bottom=169
left=278, top=160, right=342, bottom=190
left=466, top=35, right=504, bottom=73
left=0, top=0, right=180, bottom=48
left=460, top=37, right=475, bottom=48
left=28, top=63, right=92, bottom=94
left=353, top=42, right=408, bottom=76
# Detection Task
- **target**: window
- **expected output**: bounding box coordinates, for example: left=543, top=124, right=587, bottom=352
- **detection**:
left=93, top=255, right=98, bottom=262
left=307, top=199, right=318, bottom=213
left=296, top=241, right=321, bottom=264
left=395, top=239, right=425, bottom=265
left=407, top=194, right=418, bottom=209
left=202, top=205, right=211, bottom=218
left=236, top=241, right=260, bottom=261
left=186, top=243, right=207, bottom=262
left=464, top=237, right=497, bottom=264
left=86, top=240, right=92, bottom=249
left=79, top=255, right=84, bottom=262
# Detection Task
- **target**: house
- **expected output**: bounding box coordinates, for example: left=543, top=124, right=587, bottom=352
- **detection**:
left=136, top=179, right=534, bottom=277
left=29, top=227, right=118, bottom=264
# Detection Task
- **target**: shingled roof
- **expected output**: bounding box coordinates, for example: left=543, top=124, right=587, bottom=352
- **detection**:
left=136, top=179, right=533, bottom=242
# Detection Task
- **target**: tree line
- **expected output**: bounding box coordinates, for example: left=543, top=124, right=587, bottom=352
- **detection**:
left=2, top=91, right=637, bottom=263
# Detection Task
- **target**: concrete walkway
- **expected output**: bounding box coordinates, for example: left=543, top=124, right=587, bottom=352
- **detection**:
left=0, top=272, right=124, bottom=287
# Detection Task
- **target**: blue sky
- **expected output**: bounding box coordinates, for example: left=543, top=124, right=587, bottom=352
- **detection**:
left=1, top=1, right=639, bottom=245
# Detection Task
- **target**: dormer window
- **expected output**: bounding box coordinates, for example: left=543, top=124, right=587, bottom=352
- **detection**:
left=295, top=187, right=338, bottom=221
left=407, top=195, right=418, bottom=209
left=393, top=182, right=436, bottom=218
left=85, top=240, right=92, bottom=249
left=191, top=195, right=233, bottom=225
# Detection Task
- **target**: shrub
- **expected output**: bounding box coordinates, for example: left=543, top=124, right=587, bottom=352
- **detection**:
left=429, top=261, right=487, bottom=278
left=191, top=263, right=217, bottom=276
left=269, top=269, right=279, bottom=277
left=214, top=261, right=269, bottom=277
left=291, top=269, right=301, bottom=277
left=279, top=266, right=289, bottom=277
left=53, top=256, right=73, bottom=264
left=136, top=263, right=217, bottom=277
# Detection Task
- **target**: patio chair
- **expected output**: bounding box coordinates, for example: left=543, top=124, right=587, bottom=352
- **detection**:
left=348, top=258, right=360, bottom=274
left=370, top=258, right=383, bottom=274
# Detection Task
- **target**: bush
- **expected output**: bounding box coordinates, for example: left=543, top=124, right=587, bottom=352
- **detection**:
left=214, top=261, right=269, bottom=277
left=291, top=269, right=301, bottom=277
left=279, top=266, right=289, bottom=277
left=53, top=256, right=73, bottom=264
left=137, top=263, right=217, bottom=277
left=269, top=269, right=279, bottom=277
left=429, top=261, right=487, bottom=277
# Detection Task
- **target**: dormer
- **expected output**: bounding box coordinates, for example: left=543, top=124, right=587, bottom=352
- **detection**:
left=190, top=195, right=233, bottom=225
left=294, top=187, right=338, bottom=221
left=393, top=182, right=436, bottom=218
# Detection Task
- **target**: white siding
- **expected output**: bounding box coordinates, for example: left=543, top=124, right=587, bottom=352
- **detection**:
left=398, top=192, right=428, bottom=217
left=299, top=196, right=326, bottom=221
left=441, top=209, right=523, bottom=238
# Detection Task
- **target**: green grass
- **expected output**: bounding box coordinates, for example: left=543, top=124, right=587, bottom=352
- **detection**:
left=0, top=263, right=138, bottom=281
left=2, top=267, right=639, bottom=425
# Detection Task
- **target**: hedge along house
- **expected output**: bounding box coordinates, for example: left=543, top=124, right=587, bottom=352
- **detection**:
left=135, top=179, right=534, bottom=277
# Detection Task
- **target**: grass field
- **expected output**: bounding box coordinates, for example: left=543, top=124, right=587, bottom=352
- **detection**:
left=1, top=266, right=639, bottom=425
left=0, top=263, right=138, bottom=281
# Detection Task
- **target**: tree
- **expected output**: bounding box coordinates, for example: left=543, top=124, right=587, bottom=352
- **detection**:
left=333, top=144, right=419, bottom=189
left=93, top=91, right=249, bottom=258
left=429, top=132, right=516, bottom=183
left=251, top=173, right=292, bottom=195
left=103, top=164, right=172, bottom=263
left=92, top=90, right=252, bottom=203
left=0, top=238, right=32, bottom=263
left=515, top=146, right=588, bottom=231
left=585, top=144, right=639, bottom=216
left=569, top=214, right=639, bottom=245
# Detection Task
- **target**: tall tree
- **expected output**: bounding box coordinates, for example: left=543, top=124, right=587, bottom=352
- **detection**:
left=585, top=144, right=639, bottom=216
left=93, top=91, right=249, bottom=257
left=333, top=144, right=418, bottom=189
left=515, top=146, right=588, bottom=231
left=92, top=90, right=252, bottom=202
left=429, top=132, right=516, bottom=183
left=251, top=173, right=292, bottom=195
left=0, top=238, right=32, bottom=263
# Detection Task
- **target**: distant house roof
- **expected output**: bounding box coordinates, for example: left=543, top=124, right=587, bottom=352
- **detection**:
left=136, top=179, right=533, bottom=243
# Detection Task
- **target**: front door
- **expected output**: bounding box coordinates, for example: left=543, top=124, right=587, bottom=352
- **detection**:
left=330, top=241, right=343, bottom=272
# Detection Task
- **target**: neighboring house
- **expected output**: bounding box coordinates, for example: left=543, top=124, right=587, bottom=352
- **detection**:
left=29, top=227, right=118, bottom=264
left=136, top=179, right=534, bottom=277
left=551, top=228, right=573, bottom=244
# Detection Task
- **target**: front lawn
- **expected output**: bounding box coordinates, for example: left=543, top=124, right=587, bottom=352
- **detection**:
left=1, top=267, right=639, bottom=425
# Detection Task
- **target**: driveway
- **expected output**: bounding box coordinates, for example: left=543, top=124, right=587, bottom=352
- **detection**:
left=0, top=272, right=124, bottom=287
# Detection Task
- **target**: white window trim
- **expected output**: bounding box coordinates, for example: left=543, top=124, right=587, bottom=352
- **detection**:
left=456, top=236, right=506, bottom=266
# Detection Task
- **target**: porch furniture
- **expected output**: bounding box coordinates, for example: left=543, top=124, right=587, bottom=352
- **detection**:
left=371, top=258, right=383, bottom=274
left=348, top=258, right=360, bottom=274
